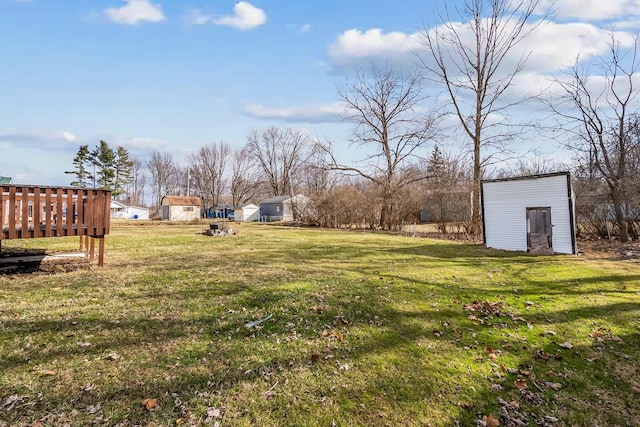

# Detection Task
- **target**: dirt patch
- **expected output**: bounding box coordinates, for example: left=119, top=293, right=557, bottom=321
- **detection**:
left=577, top=239, right=640, bottom=261
left=0, top=250, right=89, bottom=275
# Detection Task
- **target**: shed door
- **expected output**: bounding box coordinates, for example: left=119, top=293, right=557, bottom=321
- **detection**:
left=527, top=207, right=552, bottom=254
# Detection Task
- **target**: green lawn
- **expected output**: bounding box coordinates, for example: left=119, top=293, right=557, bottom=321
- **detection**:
left=1, top=222, right=638, bottom=426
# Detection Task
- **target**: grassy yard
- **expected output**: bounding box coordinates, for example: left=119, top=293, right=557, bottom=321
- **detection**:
left=0, top=222, right=639, bottom=426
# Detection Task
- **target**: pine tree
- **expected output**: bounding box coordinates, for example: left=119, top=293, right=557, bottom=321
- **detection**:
left=65, top=145, right=93, bottom=187
left=113, top=146, right=134, bottom=199
left=92, top=140, right=116, bottom=190
left=427, top=146, right=445, bottom=183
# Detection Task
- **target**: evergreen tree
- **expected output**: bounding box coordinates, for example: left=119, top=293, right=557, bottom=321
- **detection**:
left=113, top=146, right=134, bottom=199
left=92, top=140, right=116, bottom=190
left=427, top=146, right=445, bottom=183
left=65, top=145, right=93, bottom=187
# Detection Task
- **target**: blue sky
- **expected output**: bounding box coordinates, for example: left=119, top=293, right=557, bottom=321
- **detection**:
left=1, top=0, right=640, bottom=186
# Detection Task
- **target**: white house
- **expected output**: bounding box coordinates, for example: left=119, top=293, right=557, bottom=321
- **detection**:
left=110, top=200, right=150, bottom=220
left=160, top=196, right=201, bottom=221
left=235, top=203, right=260, bottom=222
left=481, top=172, right=577, bottom=255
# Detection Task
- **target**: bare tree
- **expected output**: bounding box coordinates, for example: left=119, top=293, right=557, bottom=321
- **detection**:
left=494, top=152, right=569, bottom=178
left=247, top=127, right=310, bottom=197
left=125, top=157, right=146, bottom=206
left=230, top=146, right=262, bottom=208
left=187, top=141, right=230, bottom=212
left=147, top=151, right=177, bottom=211
left=550, top=36, right=640, bottom=242
left=418, top=0, right=548, bottom=235
left=320, top=64, right=439, bottom=229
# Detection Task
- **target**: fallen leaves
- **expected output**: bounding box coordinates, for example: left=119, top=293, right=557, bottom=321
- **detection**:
left=464, top=300, right=504, bottom=316
left=558, top=342, right=573, bottom=349
left=588, top=328, right=624, bottom=343
left=2, top=395, right=26, bottom=411
left=142, top=398, right=157, bottom=411
left=515, top=379, right=528, bottom=390
left=519, top=389, right=544, bottom=405
left=322, top=330, right=343, bottom=342
left=535, top=350, right=561, bottom=361
left=482, top=414, right=500, bottom=427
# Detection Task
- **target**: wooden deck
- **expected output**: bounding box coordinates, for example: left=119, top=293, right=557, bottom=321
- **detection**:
left=1, top=185, right=111, bottom=266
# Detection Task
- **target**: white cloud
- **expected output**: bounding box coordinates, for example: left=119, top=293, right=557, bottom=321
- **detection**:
left=329, top=28, right=422, bottom=66
left=285, top=23, right=312, bottom=34
left=104, top=0, right=165, bottom=25
left=300, top=24, right=312, bottom=34
left=122, top=137, right=168, bottom=151
left=243, top=103, right=344, bottom=123
left=213, top=2, right=266, bottom=30
left=184, top=9, right=213, bottom=26
left=0, top=129, right=78, bottom=149
left=537, top=0, right=640, bottom=21
left=0, top=129, right=76, bottom=143
left=328, top=21, right=637, bottom=76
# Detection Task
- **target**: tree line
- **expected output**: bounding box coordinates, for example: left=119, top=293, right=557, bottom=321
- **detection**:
left=65, top=141, right=137, bottom=200
left=65, top=0, right=640, bottom=241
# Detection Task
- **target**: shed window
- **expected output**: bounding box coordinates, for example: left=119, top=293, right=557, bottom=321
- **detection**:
left=183, top=207, right=194, bottom=212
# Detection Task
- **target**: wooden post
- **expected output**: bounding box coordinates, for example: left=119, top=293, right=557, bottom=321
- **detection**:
left=55, top=188, right=63, bottom=237
left=33, top=187, right=41, bottom=238
left=8, top=186, right=16, bottom=239
left=98, top=236, right=105, bottom=267
left=45, top=188, right=52, bottom=237
left=21, top=187, right=29, bottom=239
left=0, top=185, right=5, bottom=240
left=89, top=236, right=95, bottom=263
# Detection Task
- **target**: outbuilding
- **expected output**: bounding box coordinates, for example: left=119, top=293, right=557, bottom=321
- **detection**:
left=259, top=195, right=310, bottom=222
left=235, top=203, right=260, bottom=222
left=160, top=196, right=202, bottom=221
left=110, top=200, right=149, bottom=220
left=481, top=172, right=577, bottom=255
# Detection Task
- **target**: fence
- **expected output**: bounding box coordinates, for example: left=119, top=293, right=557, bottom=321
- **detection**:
left=1, top=185, right=111, bottom=266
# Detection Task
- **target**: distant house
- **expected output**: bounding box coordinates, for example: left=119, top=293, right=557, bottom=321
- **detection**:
left=0, top=176, right=13, bottom=185
left=259, top=195, right=311, bottom=222
left=110, top=200, right=149, bottom=220
left=235, top=203, right=260, bottom=222
left=160, top=196, right=202, bottom=221
left=481, top=172, right=577, bottom=255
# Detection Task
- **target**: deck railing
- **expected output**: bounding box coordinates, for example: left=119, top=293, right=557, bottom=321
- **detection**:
left=1, top=185, right=111, bottom=266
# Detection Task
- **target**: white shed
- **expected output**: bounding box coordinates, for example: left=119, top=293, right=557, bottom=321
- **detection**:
left=160, top=196, right=202, bottom=221
left=481, top=172, right=576, bottom=255
left=235, top=203, right=260, bottom=222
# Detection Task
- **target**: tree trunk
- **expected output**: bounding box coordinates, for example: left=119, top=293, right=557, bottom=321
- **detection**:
left=610, top=185, right=629, bottom=242
left=471, top=137, right=482, bottom=236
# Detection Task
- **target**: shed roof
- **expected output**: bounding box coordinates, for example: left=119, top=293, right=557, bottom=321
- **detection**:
left=161, top=195, right=202, bottom=206
left=260, top=194, right=310, bottom=205
left=481, top=171, right=570, bottom=184
left=260, top=195, right=290, bottom=204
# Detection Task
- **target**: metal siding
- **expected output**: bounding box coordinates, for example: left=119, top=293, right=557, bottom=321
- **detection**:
left=483, top=175, right=574, bottom=254
left=260, top=202, right=282, bottom=217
